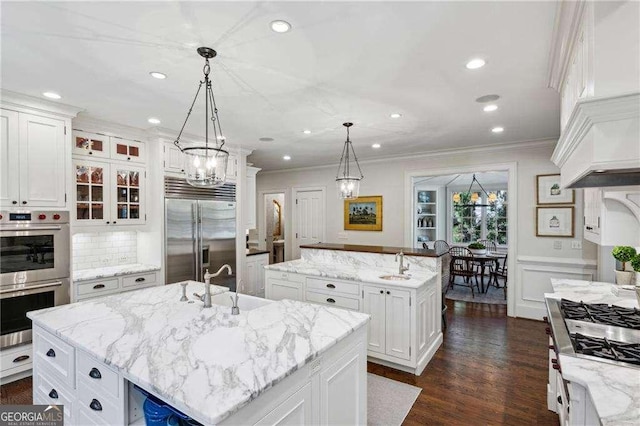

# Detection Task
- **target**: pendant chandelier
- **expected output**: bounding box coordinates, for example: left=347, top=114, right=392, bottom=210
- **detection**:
left=452, top=174, right=498, bottom=207
left=174, top=47, right=229, bottom=188
left=335, top=122, right=364, bottom=200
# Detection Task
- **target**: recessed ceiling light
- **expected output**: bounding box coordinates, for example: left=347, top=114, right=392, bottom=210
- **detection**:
left=283, top=155, right=291, bottom=161
left=476, top=94, right=500, bottom=103
left=42, top=92, right=61, bottom=100
left=483, top=104, right=498, bottom=112
left=372, top=143, right=381, bottom=149
left=303, top=130, right=311, bottom=134
left=466, top=58, right=486, bottom=69
left=491, top=127, right=504, bottom=133
left=271, top=20, right=291, bottom=33
left=390, top=113, right=402, bottom=119
left=150, top=72, right=167, bottom=79
left=148, top=117, right=161, bottom=125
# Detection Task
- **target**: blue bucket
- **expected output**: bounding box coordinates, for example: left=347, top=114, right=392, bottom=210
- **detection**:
left=136, top=386, right=197, bottom=426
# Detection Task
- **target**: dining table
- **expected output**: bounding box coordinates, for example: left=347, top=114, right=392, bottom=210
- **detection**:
left=453, top=252, right=507, bottom=293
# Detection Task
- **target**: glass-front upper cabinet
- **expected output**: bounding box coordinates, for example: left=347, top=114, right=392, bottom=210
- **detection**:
left=72, top=130, right=110, bottom=159
left=74, top=159, right=109, bottom=223
left=110, top=137, right=145, bottom=163
left=113, top=167, right=143, bottom=223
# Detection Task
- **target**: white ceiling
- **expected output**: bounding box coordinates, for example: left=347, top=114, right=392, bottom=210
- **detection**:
left=1, top=1, right=560, bottom=171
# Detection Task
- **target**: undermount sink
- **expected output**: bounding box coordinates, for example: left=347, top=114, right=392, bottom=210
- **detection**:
left=378, top=274, right=411, bottom=281
left=210, top=292, right=273, bottom=311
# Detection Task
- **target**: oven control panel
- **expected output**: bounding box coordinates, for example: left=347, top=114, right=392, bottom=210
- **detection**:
left=0, top=211, right=69, bottom=225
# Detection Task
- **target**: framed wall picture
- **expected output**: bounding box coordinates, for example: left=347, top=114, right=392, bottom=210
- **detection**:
left=536, top=174, right=574, bottom=205
left=344, top=195, right=383, bottom=231
left=536, top=206, right=574, bottom=237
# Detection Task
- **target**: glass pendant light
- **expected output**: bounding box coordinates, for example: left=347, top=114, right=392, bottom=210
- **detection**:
left=174, top=47, right=229, bottom=188
left=335, top=122, right=364, bottom=200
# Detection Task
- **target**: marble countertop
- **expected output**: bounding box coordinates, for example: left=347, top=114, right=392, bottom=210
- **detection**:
left=299, top=242, right=446, bottom=257
left=547, top=278, right=639, bottom=425
left=27, top=281, right=369, bottom=425
left=246, top=248, right=269, bottom=256
left=264, top=259, right=437, bottom=289
left=73, top=263, right=161, bottom=282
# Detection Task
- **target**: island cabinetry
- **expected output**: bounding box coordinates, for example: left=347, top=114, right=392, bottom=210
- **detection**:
left=244, top=252, right=268, bottom=297
left=306, top=277, right=360, bottom=311
left=362, top=285, right=411, bottom=360
left=264, top=270, right=305, bottom=301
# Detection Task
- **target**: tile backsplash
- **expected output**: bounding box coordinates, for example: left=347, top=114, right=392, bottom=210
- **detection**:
left=73, top=232, right=137, bottom=271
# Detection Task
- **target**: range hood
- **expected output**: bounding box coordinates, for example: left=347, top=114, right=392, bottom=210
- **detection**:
left=552, top=93, right=640, bottom=189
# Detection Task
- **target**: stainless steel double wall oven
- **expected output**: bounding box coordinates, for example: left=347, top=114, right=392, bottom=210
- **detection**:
left=0, top=211, right=70, bottom=349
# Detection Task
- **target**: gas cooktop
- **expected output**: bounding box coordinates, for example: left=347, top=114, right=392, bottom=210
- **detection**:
left=560, top=299, right=640, bottom=329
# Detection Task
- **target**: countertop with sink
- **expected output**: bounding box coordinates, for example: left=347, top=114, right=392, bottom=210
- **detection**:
left=27, top=281, right=369, bottom=425
left=546, top=278, right=639, bottom=425
left=73, top=263, right=161, bottom=282
left=265, top=259, right=437, bottom=288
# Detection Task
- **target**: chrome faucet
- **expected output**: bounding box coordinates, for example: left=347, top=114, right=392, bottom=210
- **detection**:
left=200, top=264, right=233, bottom=308
left=229, top=292, right=240, bottom=315
left=395, top=251, right=410, bottom=275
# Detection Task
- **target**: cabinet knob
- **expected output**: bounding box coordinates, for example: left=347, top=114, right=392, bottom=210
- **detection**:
left=89, top=399, right=102, bottom=411
left=89, top=151, right=93, bottom=155
left=12, top=200, right=17, bottom=205
left=46, top=348, right=56, bottom=357
left=113, top=221, right=117, bottom=224
left=21, top=201, right=27, bottom=205
left=127, top=157, right=131, bottom=161
left=106, top=221, right=110, bottom=224
left=49, top=389, right=58, bottom=399
left=379, top=290, right=383, bottom=294
left=89, top=367, right=102, bottom=379
left=386, top=291, right=390, bottom=295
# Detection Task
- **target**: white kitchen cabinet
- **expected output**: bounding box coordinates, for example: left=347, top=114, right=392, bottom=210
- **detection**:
left=255, top=382, right=313, bottom=426
left=109, top=137, right=144, bottom=163
left=256, top=254, right=269, bottom=298
left=0, top=109, right=67, bottom=208
left=244, top=253, right=269, bottom=297
left=73, top=130, right=145, bottom=164
left=362, top=286, right=386, bottom=354
left=73, top=271, right=159, bottom=302
left=226, top=153, right=238, bottom=182
left=0, top=343, right=33, bottom=383
left=265, top=270, right=305, bottom=301
left=73, top=159, right=145, bottom=227
left=163, top=141, right=184, bottom=174
left=362, top=285, right=411, bottom=360
left=245, top=166, right=261, bottom=229
left=582, top=187, right=640, bottom=246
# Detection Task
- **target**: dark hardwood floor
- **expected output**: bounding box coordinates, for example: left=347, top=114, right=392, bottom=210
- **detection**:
left=2, top=299, right=558, bottom=425
left=369, top=299, right=559, bottom=425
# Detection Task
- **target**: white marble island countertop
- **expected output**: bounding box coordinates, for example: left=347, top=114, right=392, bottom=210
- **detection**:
left=265, top=259, right=437, bottom=289
left=73, top=263, right=161, bottom=282
left=27, top=281, right=369, bottom=425
left=547, top=278, right=640, bottom=425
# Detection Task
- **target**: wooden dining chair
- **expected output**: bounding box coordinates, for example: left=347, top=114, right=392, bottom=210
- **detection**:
left=489, top=253, right=508, bottom=299
left=448, top=246, right=480, bottom=298
left=430, top=240, right=451, bottom=330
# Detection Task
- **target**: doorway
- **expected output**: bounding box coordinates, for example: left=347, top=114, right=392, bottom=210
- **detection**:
left=264, top=193, right=285, bottom=264
left=293, top=187, right=326, bottom=259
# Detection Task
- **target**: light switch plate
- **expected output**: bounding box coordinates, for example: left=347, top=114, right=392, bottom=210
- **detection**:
left=553, top=241, right=562, bottom=250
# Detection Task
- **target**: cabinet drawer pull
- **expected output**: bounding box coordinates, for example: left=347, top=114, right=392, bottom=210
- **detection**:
left=326, top=298, right=336, bottom=304
left=22, top=201, right=27, bottom=205
left=326, top=284, right=335, bottom=289
left=380, top=290, right=383, bottom=294
left=135, top=277, right=145, bottom=282
left=49, top=389, right=58, bottom=399
left=89, top=367, right=102, bottom=379
left=46, top=348, right=56, bottom=358
left=13, top=355, right=30, bottom=363
left=93, top=284, right=106, bottom=290
left=89, top=399, right=102, bottom=411
left=12, top=201, right=17, bottom=205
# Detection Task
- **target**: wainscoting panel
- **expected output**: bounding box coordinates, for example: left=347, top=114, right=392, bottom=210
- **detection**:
left=515, top=256, right=597, bottom=320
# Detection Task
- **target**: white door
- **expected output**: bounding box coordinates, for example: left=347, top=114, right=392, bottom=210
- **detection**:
left=245, top=257, right=257, bottom=295
left=110, top=164, right=145, bottom=225
left=295, top=189, right=325, bottom=258
left=362, top=285, right=386, bottom=355
left=0, top=109, right=20, bottom=207
left=257, top=255, right=269, bottom=298
left=385, top=288, right=411, bottom=360
left=18, top=113, right=66, bottom=207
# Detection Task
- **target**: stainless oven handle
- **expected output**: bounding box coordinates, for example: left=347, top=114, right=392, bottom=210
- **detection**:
left=0, top=280, right=63, bottom=294
left=1, top=225, right=63, bottom=231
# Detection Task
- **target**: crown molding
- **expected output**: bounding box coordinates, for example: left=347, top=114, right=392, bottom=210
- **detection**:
left=259, top=138, right=557, bottom=175
left=551, top=92, right=640, bottom=167
left=547, top=0, right=586, bottom=91
left=1, top=89, right=84, bottom=118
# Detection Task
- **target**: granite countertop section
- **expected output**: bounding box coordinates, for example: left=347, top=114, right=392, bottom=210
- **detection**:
left=547, top=278, right=639, bottom=425
left=246, top=248, right=270, bottom=257
left=73, top=263, right=161, bottom=282
left=299, top=243, right=447, bottom=257
left=27, top=281, right=369, bottom=425
left=265, top=259, right=437, bottom=289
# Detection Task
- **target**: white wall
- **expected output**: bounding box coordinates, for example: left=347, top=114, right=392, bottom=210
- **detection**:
left=255, top=140, right=598, bottom=319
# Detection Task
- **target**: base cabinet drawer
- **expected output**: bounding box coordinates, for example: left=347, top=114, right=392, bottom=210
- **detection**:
left=306, top=277, right=359, bottom=296
left=77, top=379, right=123, bottom=426
left=33, top=328, right=75, bottom=389
left=305, top=290, right=359, bottom=311
left=267, top=279, right=303, bottom=302
left=77, top=278, right=119, bottom=297
left=77, top=350, right=120, bottom=400
left=1, top=344, right=33, bottom=377
left=34, top=372, right=74, bottom=423
left=122, top=272, right=156, bottom=289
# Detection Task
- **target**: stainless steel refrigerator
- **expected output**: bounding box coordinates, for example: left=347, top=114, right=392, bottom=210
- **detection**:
left=165, top=196, right=236, bottom=291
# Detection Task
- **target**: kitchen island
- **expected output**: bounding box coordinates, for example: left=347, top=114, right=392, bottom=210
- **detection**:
left=265, top=243, right=443, bottom=375
left=27, top=281, right=370, bottom=425
left=545, top=279, right=639, bottom=425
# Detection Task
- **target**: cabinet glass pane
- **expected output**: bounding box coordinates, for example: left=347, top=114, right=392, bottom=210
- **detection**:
left=91, top=168, right=103, bottom=184
left=130, top=205, right=140, bottom=219
left=116, top=171, right=128, bottom=186
left=128, top=146, right=139, bottom=157
left=91, top=204, right=104, bottom=220
left=77, top=185, right=89, bottom=202
left=129, top=188, right=139, bottom=203
left=117, top=204, right=128, bottom=219
left=116, top=144, right=127, bottom=155
left=117, top=187, right=128, bottom=203
left=76, top=137, right=90, bottom=150
left=91, top=186, right=103, bottom=202
left=129, top=171, right=139, bottom=187
left=77, top=203, right=90, bottom=220
left=91, top=139, right=104, bottom=152
left=76, top=166, right=89, bottom=183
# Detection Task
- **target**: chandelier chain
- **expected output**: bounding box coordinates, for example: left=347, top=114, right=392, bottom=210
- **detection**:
left=173, top=81, right=204, bottom=149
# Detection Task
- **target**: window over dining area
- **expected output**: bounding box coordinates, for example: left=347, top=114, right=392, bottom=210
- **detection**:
left=451, top=190, right=508, bottom=246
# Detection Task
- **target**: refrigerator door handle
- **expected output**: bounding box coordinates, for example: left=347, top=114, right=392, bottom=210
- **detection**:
left=193, top=202, right=200, bottom=282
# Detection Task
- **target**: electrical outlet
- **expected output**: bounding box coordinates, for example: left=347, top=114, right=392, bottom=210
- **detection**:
left=571, top=240, right=582, bottom=249
left=553, top=241, right=562, bottom=250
